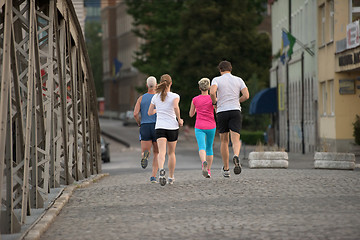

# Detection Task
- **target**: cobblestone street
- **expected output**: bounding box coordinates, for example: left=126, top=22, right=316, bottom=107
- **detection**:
left=40, top=166, right=360, bottom=240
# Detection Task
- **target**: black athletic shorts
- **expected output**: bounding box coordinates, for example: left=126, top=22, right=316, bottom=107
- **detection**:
left=216, top=110, right=242, bottom=134
left=140, top=123, right=156, bottom=142
left=155, top=129, right=179, bottom=142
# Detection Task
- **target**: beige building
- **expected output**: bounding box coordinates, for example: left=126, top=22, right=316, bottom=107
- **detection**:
left=101, top=0, right=145, bottom=116
left=317, top=0, right=360, bottom=152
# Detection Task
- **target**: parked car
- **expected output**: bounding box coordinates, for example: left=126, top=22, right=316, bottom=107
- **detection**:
left=101, top=136, right=110, bottom=163
left=123, top=110, right=137, bottom=126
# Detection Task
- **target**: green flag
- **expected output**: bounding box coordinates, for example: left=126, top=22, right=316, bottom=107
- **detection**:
left=287, top=32, right=296, bottom=57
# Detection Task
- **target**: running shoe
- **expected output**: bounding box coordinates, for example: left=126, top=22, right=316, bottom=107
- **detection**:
left=141, top=150, right=149, bottom=169
left=233, top=155, right=242, bottom=175
left=207, top=169, right=211, bottom=178
left=168, top=177, right=175, bottom=185
left=159, top=169, right=166, bottom=186
left=202, top=161, right=208, bottom=178
left=150, top=176, right=157, bottom=183
left=222, top=167, right=230, bottom=178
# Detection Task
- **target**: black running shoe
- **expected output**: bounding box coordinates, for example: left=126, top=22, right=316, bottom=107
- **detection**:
left=159, top=168, right=166, bottom=186
left=141, top=150, right=149, bottom=169
left=233, top=155, right=242, bottom=175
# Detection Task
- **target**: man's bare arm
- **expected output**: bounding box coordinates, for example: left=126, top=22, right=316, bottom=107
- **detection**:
left=239, top=87, right=249, bottom=103
left=133, top=96, right=142, bottom=126
left=210, top=84, right=218, bottom=104
left=148, top=103, right=156, bottom=116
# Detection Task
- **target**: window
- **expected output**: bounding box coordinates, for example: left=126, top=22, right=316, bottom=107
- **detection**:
left=311, top=0, right=317, bottom=41
left=304, top=3, right=308, bottom=43
left=351, top=0, right=360, bottom=22
left=329, top=80, right=334, bottom=115
left=300, top=8, right=303, bottom=43
left=329, top=0, right=334, bottom=41
left=321, top=82, right=327, bottom=116
left=320, top=4, right=325, bottom=45
left=102, top=20, right=108, bottom=39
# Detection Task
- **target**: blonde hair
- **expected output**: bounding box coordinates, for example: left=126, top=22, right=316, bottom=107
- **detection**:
left=156, top=74, right=172, bottom=101
left=146, top=76, right=157, bottom=88
left=198, top=78, right=210, bottom=91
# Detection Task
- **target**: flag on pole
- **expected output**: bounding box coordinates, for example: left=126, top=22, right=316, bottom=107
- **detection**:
left=112, top=58, right=122, bottom=83
left=286, top=32, right=296, bottom=57
left=113, top=58, right=123, bottom=76
left=282, top=30, right=296, bottom=57
left=282, top=31, right=290, bottom=47
left=280, top=28, right=314, bottom=64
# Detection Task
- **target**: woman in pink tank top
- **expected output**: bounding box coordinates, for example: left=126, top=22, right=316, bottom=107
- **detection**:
left=189, top=78, right=216, bottom=178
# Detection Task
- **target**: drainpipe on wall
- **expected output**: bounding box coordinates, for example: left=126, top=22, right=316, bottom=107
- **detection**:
left=301, top=52, right=305, bottom=154
left=275, top=65, right=280, bottom=147
left=286, top=0, right=291, bottom=152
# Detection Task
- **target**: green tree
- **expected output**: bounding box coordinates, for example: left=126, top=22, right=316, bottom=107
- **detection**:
left=172, top=0, right=271, bottom=126
left=126, top=0, right=271, bottom=129
left=85, top=21, right=103, bottom=97
left=125, top=0, right=184, bottom=79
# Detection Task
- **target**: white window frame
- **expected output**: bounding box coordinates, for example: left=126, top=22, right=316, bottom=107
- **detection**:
left=321, top=5, right=325, bottom=45
left=304, top=3, right=308, bottom=44
left=350, top=0, right=360, bottom=22
left=329, top=80, right=335, bottom=116
left=321, top=82, right=327, bottom=116
left=329, top=0, right=334, bottom=41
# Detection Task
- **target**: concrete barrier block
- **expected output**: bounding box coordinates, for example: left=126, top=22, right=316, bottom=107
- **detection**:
left=249, top=159, right=288, bottom=168
left=248, top=152, right=289, bottom=168
left=249, top=151, right=288, bottom=160
left=314, top=152, right=355, bottom=162
left=314, top=160, right=355, bottom=170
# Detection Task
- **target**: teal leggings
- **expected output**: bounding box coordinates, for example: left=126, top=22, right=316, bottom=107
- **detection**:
left=195, top=128, right=216, bottom=155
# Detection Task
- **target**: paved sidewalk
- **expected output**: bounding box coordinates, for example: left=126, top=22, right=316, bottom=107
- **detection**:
left=11, top=118, right=359, bottom=240
left=39, top=168, right=360, bottom=240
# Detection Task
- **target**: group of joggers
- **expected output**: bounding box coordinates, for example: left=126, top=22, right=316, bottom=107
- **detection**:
left=133, top=60, right=249, bottom=186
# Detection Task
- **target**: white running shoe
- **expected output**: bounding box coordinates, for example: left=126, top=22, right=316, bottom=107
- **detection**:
left=168, top=177, right=175, bottom=185
left=222, top=167, right=230, bottom=178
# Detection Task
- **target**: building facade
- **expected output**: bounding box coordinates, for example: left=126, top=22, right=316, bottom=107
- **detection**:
left=101, top=3, right=118, bottom=114
left=85, top=0, right=101, bottom=22
left=73, top=0, right=85, bottom=35
left=115, top=2, right=146, bottom=113
left=101, top=0, right=145, bottom=116
left=270, top=0, right=318, bottom=153
left=318, top=0, right=360, bottom=152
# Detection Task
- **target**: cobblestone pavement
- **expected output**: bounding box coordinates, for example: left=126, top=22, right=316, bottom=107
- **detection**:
left=40, top=166, right=360, bottom=240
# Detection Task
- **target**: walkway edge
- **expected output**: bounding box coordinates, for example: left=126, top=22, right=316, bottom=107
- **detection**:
left=101, top=130, right=130, bottom=148
left=20, top=173, right=109, bottom=240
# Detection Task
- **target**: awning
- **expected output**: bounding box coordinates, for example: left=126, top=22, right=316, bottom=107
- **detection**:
left=249, top=87, right=277, bottom=114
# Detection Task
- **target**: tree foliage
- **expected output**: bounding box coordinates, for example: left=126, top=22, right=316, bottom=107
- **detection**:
left=125, top=0, right=271, bottom=129
left=85, top=21, right=103, bottom=97
left=125, top=0, right=184, bottom=78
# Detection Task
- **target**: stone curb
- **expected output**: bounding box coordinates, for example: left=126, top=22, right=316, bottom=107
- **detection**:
left=20, top=173, right=109, bottom=240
